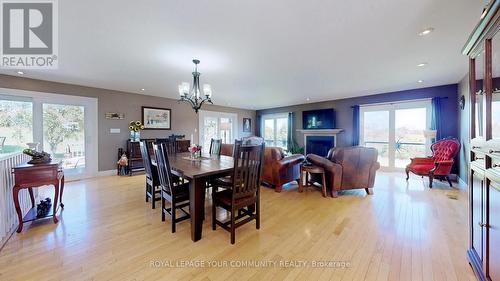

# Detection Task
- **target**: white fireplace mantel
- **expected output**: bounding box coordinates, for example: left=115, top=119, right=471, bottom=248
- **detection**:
left=296, top=129, right=344, bottom=135
left=296, top=129, right=344, bottom=154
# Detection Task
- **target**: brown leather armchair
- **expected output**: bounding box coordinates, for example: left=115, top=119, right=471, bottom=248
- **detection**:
left=306, top=146, right=380, bottom=197
left=262, top=147, right=305, bottom=192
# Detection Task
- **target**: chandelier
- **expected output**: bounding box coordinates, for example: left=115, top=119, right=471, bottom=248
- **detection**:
left=178, top=59, right=213, bottom=113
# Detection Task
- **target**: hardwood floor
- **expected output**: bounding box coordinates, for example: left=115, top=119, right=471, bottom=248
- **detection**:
left=0, top=172, right=475, bottom=281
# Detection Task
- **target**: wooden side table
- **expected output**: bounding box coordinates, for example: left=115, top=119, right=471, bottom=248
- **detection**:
left=12, top=161, right=65, bottom=233
left=299, top=164, right=327, bottom=197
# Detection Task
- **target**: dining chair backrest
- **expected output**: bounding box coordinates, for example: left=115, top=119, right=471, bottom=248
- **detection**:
left=139, top=140, right=154, bottom=180
left=209, top=138, right=222, bottom=156
left=153, top=142, right=175, bottom=195
left=231, top=140, right=265, bottom=200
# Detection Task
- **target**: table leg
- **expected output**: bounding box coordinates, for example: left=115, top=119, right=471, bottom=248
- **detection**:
left=59, top=174, right=65, bottom=208
left=321, top=173, right=327, bottom=198
left=13, top=186, right=23, bottom=233
left=52, top=181, right=59, bottom=224
left=299, top=170, right=304, bottom=193
left=190, top=177, right=206, bottom=242
left=28, top=187, right=35, bottom=208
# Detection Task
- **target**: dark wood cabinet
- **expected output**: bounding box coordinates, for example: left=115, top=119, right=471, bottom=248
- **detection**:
left=463, top=1, right=500, bottom=280
left=124, top=139, right=190, bottom=176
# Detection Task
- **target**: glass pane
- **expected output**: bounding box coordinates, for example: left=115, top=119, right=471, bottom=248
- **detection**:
left=476, top=49, right=485, bottom=137
left=202, top=117, right=218, bottom=153
left=219, top=117, right=232, bottom=144
left=0, top=99, right=33, bottom=155
left=43, top=104, right=85, bottom=170
left=395, top=108, right=427, bottom=168
left=263, top=119, right=275, bottom=147
left=276, top=117, right=288, bottom=149
left=492, top=33, right=500, bottom=139
left=363, top=111, right=389, bottom=167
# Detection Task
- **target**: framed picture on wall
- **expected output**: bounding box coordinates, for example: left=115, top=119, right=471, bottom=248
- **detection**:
left=142, top=106, right=171, bottom=130
left=243, top=118, right=251, bottom=132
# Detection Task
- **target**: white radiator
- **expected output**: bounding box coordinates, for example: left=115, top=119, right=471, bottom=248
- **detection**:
left=0, top=153, right=34, bottom=244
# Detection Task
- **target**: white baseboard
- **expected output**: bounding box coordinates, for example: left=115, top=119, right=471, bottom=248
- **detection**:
left=457, top=176, right=468, bottom=189
left=97, top=170, right=116, bottom=177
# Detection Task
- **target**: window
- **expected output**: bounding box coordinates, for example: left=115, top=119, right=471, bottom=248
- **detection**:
left=198, top=111, right=237, bottom=153
left=360, top=100, right=431, bottom=170
left=0, top=89, right=97, bottom=180
left=0, top=96, right=33, bottom=155
left=262, top=113, right=289, bottom=149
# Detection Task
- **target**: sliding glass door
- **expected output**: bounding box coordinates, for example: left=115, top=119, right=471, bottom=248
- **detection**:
left=0, top=89, right=97, bottom=179
left=198, top=111, right=237, bottom=154
left=360, top=100, right=431, bottom=170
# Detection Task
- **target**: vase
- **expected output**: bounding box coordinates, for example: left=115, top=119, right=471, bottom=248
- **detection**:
left=130, top=130, right=141, bottom=141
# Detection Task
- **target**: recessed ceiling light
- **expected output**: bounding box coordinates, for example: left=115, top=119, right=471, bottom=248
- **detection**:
left=17, top=71, right=24, bottom=75
left=306, top=98, right=310, bottom=101
left=140, top=88, right=145, bottom=91
left=417, top=62, right=428, bottom=67
left=418, top=79, right=424, bottom=83
left=419, top=27, right=434, bottom=36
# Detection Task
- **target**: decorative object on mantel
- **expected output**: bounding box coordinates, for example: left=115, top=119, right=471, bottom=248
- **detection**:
left=243, top=118, right=252, bottom=132
left=105, top=112, right=125, bottom=119
left=142, top=107, right=171, bottom=130
left=188, top=144, right=202, bottom=159
left=178, top=59, right=213, bottom=113
left=23, top=148, right=52, bottom=164
left=129, top=120, right=145, bottom=141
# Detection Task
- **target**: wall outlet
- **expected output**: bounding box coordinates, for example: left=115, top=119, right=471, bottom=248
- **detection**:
left=110, top=128, right=121, bottom=134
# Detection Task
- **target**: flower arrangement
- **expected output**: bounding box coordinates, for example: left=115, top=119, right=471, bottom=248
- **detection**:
left=188, top=144, right=202, bottom=159
left=129, top=120, right=145, bottom=132
left=129, top=120, right=145, bottom=141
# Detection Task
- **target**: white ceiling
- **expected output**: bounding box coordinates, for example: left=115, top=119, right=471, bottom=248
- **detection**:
left=0, top=0, right=487, bottom=110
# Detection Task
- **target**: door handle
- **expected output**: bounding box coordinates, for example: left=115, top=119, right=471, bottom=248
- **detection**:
left=478, top=222, right=488, bottom=228
left=489, top=149, right=500, bottom=154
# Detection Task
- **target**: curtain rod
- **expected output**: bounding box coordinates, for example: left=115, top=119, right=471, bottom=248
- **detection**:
left=352, top=97, right=448, bottom=108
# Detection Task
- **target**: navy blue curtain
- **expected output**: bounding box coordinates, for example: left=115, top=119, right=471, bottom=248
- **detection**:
left=287, top=112, right=293, bottom=151
left=255, top=115, right=262, bottom=137
left=431, top=97, right=442, bottom=140
left=352, top=105, right=360, bottom=146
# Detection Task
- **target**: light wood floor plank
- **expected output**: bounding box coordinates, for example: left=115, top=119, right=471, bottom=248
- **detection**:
left=0, top=172, right=476, bottom=281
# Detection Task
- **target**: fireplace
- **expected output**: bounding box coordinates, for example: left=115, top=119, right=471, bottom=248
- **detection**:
left=296, top=128, right=343, bottom=156
left=306, top=135, right=335, bottom=157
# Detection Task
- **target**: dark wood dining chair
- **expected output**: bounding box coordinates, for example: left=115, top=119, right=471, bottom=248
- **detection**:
left=139, top=140, right=161, bottom=209
left=154, top=142, right=190, bottom=233
left=212, top=140, right=265, bottom=244
left=209, top=138, right=222, bottom=156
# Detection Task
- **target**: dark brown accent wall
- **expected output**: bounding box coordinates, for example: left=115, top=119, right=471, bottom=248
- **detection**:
left=0, top=74, right=255, bottom=172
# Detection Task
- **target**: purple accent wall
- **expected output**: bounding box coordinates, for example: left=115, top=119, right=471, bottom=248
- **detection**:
left=257, top=84, right=459, bottom=169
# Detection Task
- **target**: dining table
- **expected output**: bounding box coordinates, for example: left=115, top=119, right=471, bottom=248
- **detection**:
left=154, top=152, right=234, bottom=242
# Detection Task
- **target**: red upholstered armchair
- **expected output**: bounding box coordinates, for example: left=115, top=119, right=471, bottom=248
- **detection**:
left=405, top=138, right=460, bottom=188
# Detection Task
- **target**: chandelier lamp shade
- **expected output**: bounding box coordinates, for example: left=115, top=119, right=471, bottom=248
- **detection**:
left=178, top=59, right=213, bottom=113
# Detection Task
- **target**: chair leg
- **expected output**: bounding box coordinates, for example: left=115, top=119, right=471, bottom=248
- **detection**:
left=256, top=200, right=260, bottom=230
left=331, top=190, right=339, bottom=198
left=161, top=193, right=166, bottom=222
left=230, top=207, right=235, bottom=244
left=171, top=202, right=176, bottom=233
left=405, top=168, right=410, bottom=181
left=446, top=176, right=453, bottom=187
left=428, top=174, right=434, bottom=188
left=212, top=199, right=217, bottom=231
left=145, top=183, right=149, bottom=202
left=151, top=185, right=156, bottom=209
